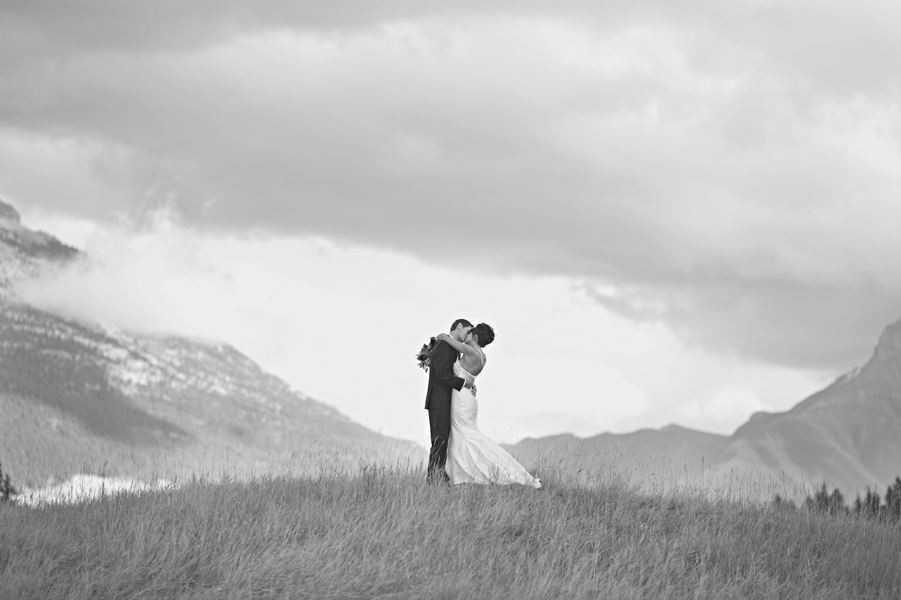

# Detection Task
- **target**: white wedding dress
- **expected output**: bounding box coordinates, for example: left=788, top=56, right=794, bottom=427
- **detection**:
left=446, top=354, right=542, bottom=489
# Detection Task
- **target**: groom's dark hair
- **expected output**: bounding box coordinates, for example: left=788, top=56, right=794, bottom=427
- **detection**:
left=471, top=323, right=495, bottom=347
left=450, top=318, right=473, bottom=332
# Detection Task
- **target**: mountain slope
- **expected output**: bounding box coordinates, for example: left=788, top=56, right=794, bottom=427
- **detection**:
left=715, top=319, right=901, bottom=489
left=0, top=202, right=78, bottom=292
left=507, top=425, right=728, bottom=483
left=510, top=319, right=901, bottom=491
left=0, top=200, right=420, bottom=486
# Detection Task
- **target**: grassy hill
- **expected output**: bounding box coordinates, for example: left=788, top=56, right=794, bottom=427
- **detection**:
left=2, top=463, right=900, bottom=599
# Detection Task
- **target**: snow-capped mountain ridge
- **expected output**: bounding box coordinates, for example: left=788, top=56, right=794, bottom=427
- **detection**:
left=0, top=198, right=79, bottom=294
left=0, top=199, right=78, bottom=262
left=0, top=200, right=418, bottom=486
left=0, top=200, right=21, bottom=225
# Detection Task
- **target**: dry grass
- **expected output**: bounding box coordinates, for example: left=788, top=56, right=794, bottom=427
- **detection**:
left=2, top=461, right=900, bottom=599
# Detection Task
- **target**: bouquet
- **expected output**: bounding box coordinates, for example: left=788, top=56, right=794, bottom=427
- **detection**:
left=416, top=337, right=437, bottom=372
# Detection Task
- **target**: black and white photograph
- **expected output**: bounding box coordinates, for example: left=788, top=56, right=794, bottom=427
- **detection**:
left=2, top=1, right=901, bottom=598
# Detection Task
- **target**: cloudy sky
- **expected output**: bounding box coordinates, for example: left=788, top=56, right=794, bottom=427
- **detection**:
left=2, top=1, right=900, bottom=443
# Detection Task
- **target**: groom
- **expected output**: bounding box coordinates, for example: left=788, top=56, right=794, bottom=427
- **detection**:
left=424, top=318, right=474, bottom=484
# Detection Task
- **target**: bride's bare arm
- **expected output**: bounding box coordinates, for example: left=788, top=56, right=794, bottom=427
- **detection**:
left=436, top=333, right=479, bottom=360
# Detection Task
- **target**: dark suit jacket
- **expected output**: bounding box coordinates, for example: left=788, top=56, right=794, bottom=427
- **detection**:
left=424, top=340, right=465, bottom=411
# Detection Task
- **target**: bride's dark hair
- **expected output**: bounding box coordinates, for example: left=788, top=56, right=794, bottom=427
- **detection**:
left=471, top=323, right=495, bottom=348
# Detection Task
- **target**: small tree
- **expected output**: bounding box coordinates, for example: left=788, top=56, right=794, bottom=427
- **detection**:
left=854, top=486, right=883, bottom=518
left=806, top=482, right=847, bottom=515
left=885, top=477, right=901, bottom=519
left=772, top=494, right=797, bottom=511
left=0, top=461, right=17, bottom=503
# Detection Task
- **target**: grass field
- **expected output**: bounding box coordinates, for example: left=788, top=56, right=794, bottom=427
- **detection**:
left=2, top=461, right=900, bottom=599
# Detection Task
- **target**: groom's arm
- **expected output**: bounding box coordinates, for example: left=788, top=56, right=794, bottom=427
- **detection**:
left=432, top=343, right=466, bottom=392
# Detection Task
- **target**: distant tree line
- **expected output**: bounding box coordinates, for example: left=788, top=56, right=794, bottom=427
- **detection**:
left=0, top=460, right=16, bottom=503
left=774, top=476, right=901, bottom=521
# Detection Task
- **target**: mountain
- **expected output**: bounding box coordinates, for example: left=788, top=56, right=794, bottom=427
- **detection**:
left=0, top=199, right=420, bottom=486
left=509, top=425, right=728, bottom=482
left=714, top=320, right=901, bottom=489
left=509, top=319, right=901, bottom=491
left=0, top=202, right=78, bottom=292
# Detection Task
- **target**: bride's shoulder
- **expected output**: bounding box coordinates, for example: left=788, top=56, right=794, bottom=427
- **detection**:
left=477, top=348, right=487, bottom=364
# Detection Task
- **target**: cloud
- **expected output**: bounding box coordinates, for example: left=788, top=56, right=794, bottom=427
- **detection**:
left=12, top=211, right=707, bottom=441
left=4, top=1, right=899, bottom=92
left=13, top=208, right=234, bottom=336
left=678, top=386, right=768, bottom=435
left=3, top=3, right=901, bottom=371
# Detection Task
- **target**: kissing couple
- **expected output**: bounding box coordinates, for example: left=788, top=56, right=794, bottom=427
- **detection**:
left=423, top=318, right=541, bottom=489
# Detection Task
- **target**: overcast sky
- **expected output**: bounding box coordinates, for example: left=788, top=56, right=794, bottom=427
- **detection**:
left=2, top=1, right=900, bottom=443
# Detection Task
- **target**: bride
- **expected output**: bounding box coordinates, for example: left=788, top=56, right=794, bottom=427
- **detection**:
left=436, top=323, right=542, bottom=489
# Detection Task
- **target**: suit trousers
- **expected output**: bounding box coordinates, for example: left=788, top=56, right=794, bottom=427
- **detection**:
left=427, top=408, right=451, bottom=483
